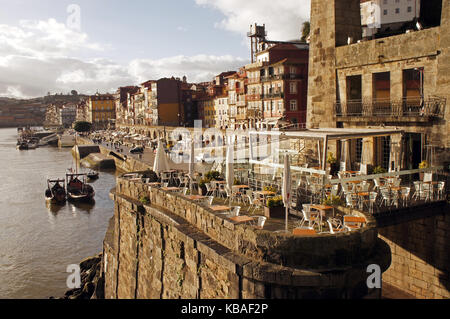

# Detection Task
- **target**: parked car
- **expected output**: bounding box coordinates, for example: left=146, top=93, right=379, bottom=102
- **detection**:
left=129, top=146, right=144, bottom=154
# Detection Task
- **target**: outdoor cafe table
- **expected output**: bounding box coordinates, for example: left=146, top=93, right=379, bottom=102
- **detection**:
left=229, top=215, right=254, bottom=224
left=309, top=204, right=334, bottom=232
left=161, top=187, right=181, bottom=192
left=210, top=205, right=231, bottom=213
left=184, top=195, right=206, bottom=202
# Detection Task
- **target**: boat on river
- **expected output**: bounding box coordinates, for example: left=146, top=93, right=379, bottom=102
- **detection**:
left=45, top=179, right=67, bottom=204
left=66, top=172, right=95, bottom=202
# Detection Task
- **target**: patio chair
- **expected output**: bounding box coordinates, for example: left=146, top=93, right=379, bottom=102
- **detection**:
left=400, top=187, right=410, bottom=206
left=230, top=206, right=241, bottom=217
left=343, top=215, right=366, bottom=231
left=247, top=195, right=263, bottom=214
left=205, top=183, right=214, bottom=196
left=366, top=192, right=377, bottom=213
left=202, top=196, right=214, bottom=206
left=391, top=178, right=401, bottom=187
left=380, top=187, right=392, bottom=206
left=298, top=204, right=320, bottom=228
left=360, top=181, right=370, bottom=192
left=373, top=178, right=382, bottom=191
left=326, top=218, right=347, bottom=234
left=161, top=172, right=171, bottom=185
left=345, top=193, right=358, bottom=209
left=252, top=216, right=267, bottom=229
left=437, top=181, right=445, bottom=200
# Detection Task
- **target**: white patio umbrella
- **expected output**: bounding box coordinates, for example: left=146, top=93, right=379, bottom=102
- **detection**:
left=226, top=144, right=234, bottom=206
left=340, top=139, right=351, bottom=171
left=189, top=139, right=195, bottom=194
left=153, top=140, right=170, bottom=175
left=282, top=154, right=291, bottom=233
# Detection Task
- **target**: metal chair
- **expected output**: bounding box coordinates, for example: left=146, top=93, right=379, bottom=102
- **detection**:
left=252, top=216, right=267, bottom=229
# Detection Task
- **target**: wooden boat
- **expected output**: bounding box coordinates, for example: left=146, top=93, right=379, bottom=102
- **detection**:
left=45, top=179, right=67, bottom=204
left=66, top=173, right=95, bottom=202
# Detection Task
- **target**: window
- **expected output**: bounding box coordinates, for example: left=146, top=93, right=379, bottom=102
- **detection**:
left=395, top=8, right=400, bottom=14
left=290, top=82, right=297, bottom=94
left=383, top=0, right=387, bottom=4
left=290, top=100, right=297, bottom=111
left=407, top=6, right=412, bottom=13
left=289, top=67, right=296, bottom=74
left=383, top=9, right=388, bottom=15
left=395, top=0, right=399, bottom=2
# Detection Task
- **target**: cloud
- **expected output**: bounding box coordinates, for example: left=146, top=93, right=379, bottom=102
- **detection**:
left=129, top=54, right=247, bottom=84
left=176, top=26, right=188, bottom=32
left=0, top=18, right=247, bottom=98
left=195, top=0, right=311, bottom=41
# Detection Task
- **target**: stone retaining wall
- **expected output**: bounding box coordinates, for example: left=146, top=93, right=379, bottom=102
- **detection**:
left=102, top=175, right=392, bottom=299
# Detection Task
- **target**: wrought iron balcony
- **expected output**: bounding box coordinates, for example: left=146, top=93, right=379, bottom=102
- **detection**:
left=262, top=92, right=284, bottom=99
left=335, top=97, right=446, bottom=120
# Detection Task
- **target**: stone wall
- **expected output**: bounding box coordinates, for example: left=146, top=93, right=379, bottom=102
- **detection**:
left=307, top=0, right=450, bottom=164
left=377, top=206, right=450, bottom=299
left=102, top=176, right=392, bottom=299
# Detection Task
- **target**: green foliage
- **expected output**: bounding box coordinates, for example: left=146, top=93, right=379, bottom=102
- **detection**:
left=139, top=196, right=150, bottom=205
left=419, top=160, right=429, bottom=169
left=73, top=121, right=92, bottom=133
left=205, top=170, right=221, bottom=181
left=267, top=195, right=283, bottom=207
left=263, top=186, right=277, bottom=193
left=301, top=21, right=310, bottom=42
left=327, top=152, right=337, bottom=164
left=322, top=195, right=344, bottom=206
left=372, top=166, right=387, bottom=174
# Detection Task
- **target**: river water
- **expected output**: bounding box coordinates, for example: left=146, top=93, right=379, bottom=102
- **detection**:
left=0, top=128, right=116, bottom=299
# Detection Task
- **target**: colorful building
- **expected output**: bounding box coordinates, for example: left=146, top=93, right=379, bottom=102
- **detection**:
left=88, top=93, right=115, bottom=130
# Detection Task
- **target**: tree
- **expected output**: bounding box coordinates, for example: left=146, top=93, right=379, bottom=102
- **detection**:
left=301, top=21, right=310, bottom=42
left=71, top=90, right=78, bottom=96
left=73, top=121, right=92, bottom=133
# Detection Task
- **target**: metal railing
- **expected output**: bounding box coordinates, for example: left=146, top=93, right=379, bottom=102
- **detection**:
left=335, top=97, right=446, bottom=118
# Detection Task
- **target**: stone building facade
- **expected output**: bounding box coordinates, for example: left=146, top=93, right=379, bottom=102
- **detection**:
left=307, top=0, right=450, bottom=169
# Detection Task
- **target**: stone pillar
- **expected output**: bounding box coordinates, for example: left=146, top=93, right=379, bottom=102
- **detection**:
left=436, top=0, right=450, bottom=152
left=307, top=0, right=362, bottom=129
left=362, top=72, right=373, bottom=116
left=390, top=69, right=403, bottom=116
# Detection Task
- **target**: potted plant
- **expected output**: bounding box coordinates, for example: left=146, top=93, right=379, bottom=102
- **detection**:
left=322, top=195, right=344, bottom=207
left=264, top=195, right=285, bottom=218
left=327, top=152, right=338, bottom=176
left=372, top=166, right=387, bottom=175
left=418, top=160, right=429, bottom=180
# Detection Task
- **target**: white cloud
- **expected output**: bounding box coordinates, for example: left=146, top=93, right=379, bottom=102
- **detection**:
left=195, top=0, right=311, bottom=41
left=0, top=18, right=247, bottom=98
left=129, top=54, right=247, bottom=84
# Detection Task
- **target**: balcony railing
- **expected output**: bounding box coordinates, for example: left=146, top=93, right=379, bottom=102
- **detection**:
left=262, top=92, right=284, bottom=99
left=261, top=74, right=303, bottom=82
left=246, top=94, right=261, bottom=101
left=236, top=100, right=246, bottom=107
left=335, top=97, right=446, bottom=118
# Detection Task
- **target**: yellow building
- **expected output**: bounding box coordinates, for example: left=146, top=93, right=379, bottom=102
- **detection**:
left=88, top=93, right=116, bottom=129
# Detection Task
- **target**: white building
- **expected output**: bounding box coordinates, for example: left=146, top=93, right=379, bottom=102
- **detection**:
left=361, top=0, right=421, bottom=38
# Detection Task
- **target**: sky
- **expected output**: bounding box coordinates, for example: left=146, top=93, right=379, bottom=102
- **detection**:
left=0, top=0, right=311, bottom=98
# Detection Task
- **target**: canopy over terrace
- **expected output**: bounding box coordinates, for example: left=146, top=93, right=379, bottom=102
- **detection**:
left=248, top=127, right=405, bottom=174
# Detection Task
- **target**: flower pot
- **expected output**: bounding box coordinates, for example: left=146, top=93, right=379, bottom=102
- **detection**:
left=264, top=205, right=285, bottom=218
